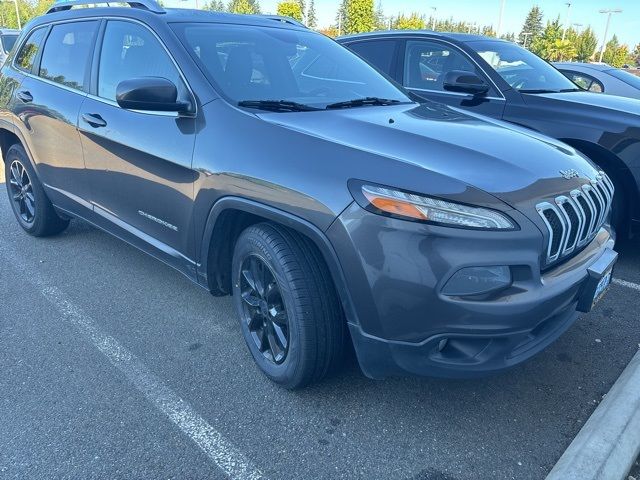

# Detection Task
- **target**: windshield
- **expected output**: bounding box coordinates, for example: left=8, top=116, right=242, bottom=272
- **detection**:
left=171, top=23, right=410, bottom=109
left=468, top=40, right=578, bottom=93
left=1, top=34, right=18, bottom=54
left=606, top=68, right=640, bottom=90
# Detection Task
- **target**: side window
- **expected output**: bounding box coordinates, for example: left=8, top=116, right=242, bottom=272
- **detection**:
left=39, top=21, right=99, bottom=91
left=348, top=40, right=397, bottom=75
left=562, top=70, right=604, bottom=93
left=404, top=40, right=481, bottom=92
left=98, top=21, right=186, bottom=102
left=15, top=28, right=47, bottom=73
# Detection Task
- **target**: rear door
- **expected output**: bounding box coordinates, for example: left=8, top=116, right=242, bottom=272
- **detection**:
left=400, top=39, right=506, bottom=118
left=12, top=20, right=99, bottom=214
left=78, top=19, right=197, bottom=271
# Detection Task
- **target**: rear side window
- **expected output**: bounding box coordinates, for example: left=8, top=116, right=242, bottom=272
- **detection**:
left=561, top=70, right=603, bottom=93
left=39, top=21, right=99, bottom=91
left=347, top=40, right=397, bottom=76
left=15, top=28, right=47, bottom=73
left=98, top=20, right=185, bottom=102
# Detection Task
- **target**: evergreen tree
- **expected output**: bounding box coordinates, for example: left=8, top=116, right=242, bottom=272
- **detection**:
left=519, top=5, right=543, bottom=47
left=602, top=35, right=629, bottom=68
left=633, top=44, right=640, bottom=67
left=374, top=0, right=386, bottom=30
left=306, top=0, right=317, bottom=29
left=531, top=16, right=561, bottom=58
left=392, top=12, right=425, bottom=30
left=228, top=0, right=261, bottom=14
left=277, top=1, right=303, bottom=21
left=203, top=0, right=226, bottom=11
left=575, top=27, right=598, bottom=62
left=344, top=0, right=375, bottom=35
left=335, top=0, right=348, bottom=34
left=500, top=32, right=516, bottom=42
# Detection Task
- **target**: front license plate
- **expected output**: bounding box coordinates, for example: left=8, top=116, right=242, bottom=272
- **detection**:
left=592, top=269, right=612, bottom=307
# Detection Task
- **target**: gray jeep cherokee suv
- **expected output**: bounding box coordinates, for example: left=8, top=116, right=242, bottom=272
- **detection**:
left=0, top=1, right=617, bottom=388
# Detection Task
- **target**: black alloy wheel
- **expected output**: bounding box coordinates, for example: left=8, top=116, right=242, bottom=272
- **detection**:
left=8, top=160, right=36, bottom=225
left=239, top=254, right=289, bottom=364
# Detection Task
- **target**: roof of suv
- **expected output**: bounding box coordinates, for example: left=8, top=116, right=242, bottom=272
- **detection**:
left=338, top=31, right=509, bottom=44
left=28, top=3, right=307, bottom=31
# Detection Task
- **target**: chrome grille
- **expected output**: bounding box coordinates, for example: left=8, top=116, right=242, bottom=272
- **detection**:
left=536, top=171, right=614, bottom=265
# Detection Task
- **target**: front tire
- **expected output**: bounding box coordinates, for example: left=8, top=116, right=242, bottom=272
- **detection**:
left=4, top=144, right=69, bottom=237
left=232, top=223, right=345, bottom=389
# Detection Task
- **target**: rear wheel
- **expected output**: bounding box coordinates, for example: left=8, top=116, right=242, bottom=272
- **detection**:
left=608, top=173, right=629, bottom=241
left=231, top=223, right=345, bottom=389
left=4, top=144, right=69, bottom=236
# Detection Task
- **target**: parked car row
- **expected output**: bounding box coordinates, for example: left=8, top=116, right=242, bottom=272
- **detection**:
left=0, top=2, right=628, bottom=388
left=553, top=62, right=640, bottom=100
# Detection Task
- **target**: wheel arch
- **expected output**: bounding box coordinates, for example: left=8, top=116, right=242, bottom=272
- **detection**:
left=199, top=197, right=360, bottom=328
left=560, top=138, right=639, bottom=224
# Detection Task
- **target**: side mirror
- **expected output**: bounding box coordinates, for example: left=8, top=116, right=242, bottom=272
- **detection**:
left=443, top=70, right=490, bottom=95
left=116, top=77, right=191, bottom=113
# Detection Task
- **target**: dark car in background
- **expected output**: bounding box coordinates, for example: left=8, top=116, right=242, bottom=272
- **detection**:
left=0, top=28, right=19, bottom=66
left=0, top=4, right=617, bottom=388
left=553, top=62, right=640, bottom=100
left=338, top=32, right=640, bottom=237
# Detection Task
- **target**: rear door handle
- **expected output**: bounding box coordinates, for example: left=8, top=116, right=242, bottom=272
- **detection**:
left=81, top=113, right=107, bottom=128
left=16, top=90, right=33, bottom=103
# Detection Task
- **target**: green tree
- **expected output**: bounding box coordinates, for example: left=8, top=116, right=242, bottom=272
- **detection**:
left=277, top=1, right=303, bottom=21
left=519, top=5, right=544, bottom=48
left=228, top=0, right=260, bottom=14
left=374, top=0, right=386, bottom=30
left=481, top=25, right=496, bottom=37
left=203, top=0, right=226, bottom=11
left=545, top=39, right=577, bottom=61
left=602, top=35, right=629, bottom=68
left=633, top=43, right=640, bottom=67
left=392, top=12, right=425, bottom=30
left=344, top=0, right=375, bottom=34
left=500, top=32, right=516, bottom=42
left=306, top=0, right=317, bottom=28
left=575, top=27, right=598, bottom=62
left=531, top=17, right=562, bottom=58
left=335, top=0, right=348, bottom=34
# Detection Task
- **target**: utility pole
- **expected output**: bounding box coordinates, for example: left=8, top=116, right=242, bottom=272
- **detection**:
left=338, top=11, right=342, bottom=36
left=598, top=9, right=622, bottom=63
left=12, top=0, right=20, bottom=29
left=561, top=2, right=572, bottom=41
left=496, top=0, right=506, bottom=37
left=430, top=6, right=436, bottom=31
left=521, top=31, right=531, bottom=48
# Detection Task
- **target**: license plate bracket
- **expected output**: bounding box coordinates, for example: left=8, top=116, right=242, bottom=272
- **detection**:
left=577, top=248, right=618, bottom=313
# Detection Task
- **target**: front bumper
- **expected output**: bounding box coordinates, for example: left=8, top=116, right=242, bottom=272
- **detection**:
left=327, top=203, right=616, bottom=379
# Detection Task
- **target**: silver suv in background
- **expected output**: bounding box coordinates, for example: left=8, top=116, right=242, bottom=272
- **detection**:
left=0, top=28, right=19, bottom=66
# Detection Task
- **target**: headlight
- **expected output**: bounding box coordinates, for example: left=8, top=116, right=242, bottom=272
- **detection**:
left=352, top=183, right=517, bottom=230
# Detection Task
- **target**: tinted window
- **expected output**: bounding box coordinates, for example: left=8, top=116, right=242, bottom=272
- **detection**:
left=173, top=24, right=409, bottom=109
left=404, top=40, right=480, bottom=91
left=15, top=28, right=47, bottom=72
left=98, top=21, right=185, bottom=102
left=468, top=40, right=577, bottom=93
left=39, top=21, right=99, bottom=91
left=560, top=70, right=603, bottom=93
left=606, top=68, right=640, bottom=90
left=348, top=40, right=397, bottom=75
left=1, top=34, right=18, bottom=54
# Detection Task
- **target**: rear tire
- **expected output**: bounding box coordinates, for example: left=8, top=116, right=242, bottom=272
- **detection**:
left=231, top=223, right=345, bottom=389
left=4, top=144, right=69, bottom=237
left=608, top=172, right=629, bottom=241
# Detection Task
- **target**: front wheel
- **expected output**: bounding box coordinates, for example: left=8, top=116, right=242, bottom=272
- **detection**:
left=4, top=144, right=69, bottom=237
left=231, top=223, right=346, bottom=389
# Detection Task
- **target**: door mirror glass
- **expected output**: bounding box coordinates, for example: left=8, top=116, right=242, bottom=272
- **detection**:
left=116, top=77, right=191, bottom=112
left=443, top=70, right=490, bottom=95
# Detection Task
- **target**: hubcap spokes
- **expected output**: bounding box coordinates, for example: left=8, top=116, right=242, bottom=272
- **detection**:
left=240, top=255, right=289, bottom=364
left=8, top=160, right=35, bottom=224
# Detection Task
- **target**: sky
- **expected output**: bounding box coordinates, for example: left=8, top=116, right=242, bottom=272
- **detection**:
left=166, top=0, right=640, bottom=48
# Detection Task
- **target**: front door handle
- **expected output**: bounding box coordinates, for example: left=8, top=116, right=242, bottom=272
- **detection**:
left=16, top=90, right=33, bottom=103
left=81, top=113, right=107, bottom=128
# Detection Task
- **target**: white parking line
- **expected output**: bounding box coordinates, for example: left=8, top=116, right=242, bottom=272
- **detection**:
left=613, top=278, right=640, bottom=292
left=0, top=248, right=264, bottom=480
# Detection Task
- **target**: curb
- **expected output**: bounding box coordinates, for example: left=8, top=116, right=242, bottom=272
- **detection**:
left=546, top=349, right=640, bottom=480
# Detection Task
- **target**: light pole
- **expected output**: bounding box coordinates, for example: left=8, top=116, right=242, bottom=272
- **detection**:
left=496, top=0, right=506, bottom=37
left=561, top=2, right=572, bottom=41
left=598, top=9, right=622, bottom=63
left=2, top=0, right=21, bottom=29
left=521, top=31, right=531, bottom=48
left=430, top=6, right=436, bottom=31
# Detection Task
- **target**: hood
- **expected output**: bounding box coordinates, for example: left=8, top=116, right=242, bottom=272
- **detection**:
left=257, top=103, right=600, bottom=209
left=528, top=90, right=640, bottom=116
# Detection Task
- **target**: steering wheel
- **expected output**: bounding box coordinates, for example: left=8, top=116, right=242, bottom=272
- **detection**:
left=512, top=77, right=529, bottom=90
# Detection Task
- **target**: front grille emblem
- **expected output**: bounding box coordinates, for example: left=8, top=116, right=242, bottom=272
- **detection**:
left=559, top=169, right=580, bottom=179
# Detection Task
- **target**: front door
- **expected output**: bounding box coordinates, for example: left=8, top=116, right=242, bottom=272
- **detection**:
left=401, top=39, right=505, bottom=119
left=78, top=19, right=197, bottom=271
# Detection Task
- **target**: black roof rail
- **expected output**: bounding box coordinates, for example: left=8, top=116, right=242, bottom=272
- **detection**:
left=46, top=0, right=165, bottom=14
left=258, top=15, right=306, bottom=28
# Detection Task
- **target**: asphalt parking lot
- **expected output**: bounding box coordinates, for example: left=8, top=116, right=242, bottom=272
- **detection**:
left=1, top=168, right=639, bottom=480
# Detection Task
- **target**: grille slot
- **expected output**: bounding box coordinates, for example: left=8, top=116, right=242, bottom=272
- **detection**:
left=536, top=172, right=613, bottom=266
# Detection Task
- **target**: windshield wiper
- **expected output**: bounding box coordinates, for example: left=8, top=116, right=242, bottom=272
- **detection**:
left=519, top=89, right=562, bottom=94
left=326, top=97, right=401, bottom=109
left=238, top=100, right=320, bottom=112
